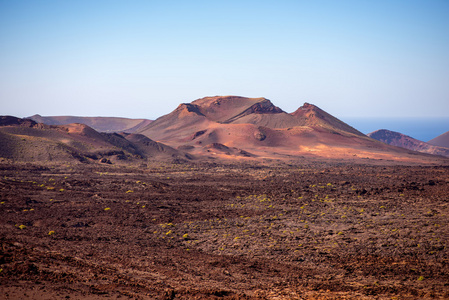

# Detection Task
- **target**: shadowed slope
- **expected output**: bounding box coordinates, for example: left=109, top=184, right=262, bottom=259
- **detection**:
left=0, top=116, right=188, bottom=163
left=428, top=131, right=449, bottom=148
left=368, top=129, right=449, bottom=158
left=138, top=103, right=214, bottom=142
left=121, top=133, right=191, bottom=160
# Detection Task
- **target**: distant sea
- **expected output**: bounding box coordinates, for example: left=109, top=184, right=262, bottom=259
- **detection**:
left=343, top=117, right=449, bottom=142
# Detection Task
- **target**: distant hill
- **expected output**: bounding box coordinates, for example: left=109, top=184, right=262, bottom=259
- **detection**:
left=28, top=115, right=152, bottom=133
left=368, top=129, right=449, bottom=158
left=428, top=131, right=449, bottom=148
left=0, top=116, right=189, bottom=164
left=136, top=95, right=446, bottom=163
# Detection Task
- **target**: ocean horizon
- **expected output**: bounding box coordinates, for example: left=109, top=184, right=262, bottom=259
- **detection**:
left=343, top=117, right=449, bottom=143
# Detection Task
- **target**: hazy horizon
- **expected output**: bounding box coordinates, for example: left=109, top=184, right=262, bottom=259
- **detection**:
left=1, top=1, right=448, bottom=121
left=345, top=117, right=449, bottom=142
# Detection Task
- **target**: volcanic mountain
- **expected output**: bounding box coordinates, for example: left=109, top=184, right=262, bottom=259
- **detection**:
left=139, top=96, right=362, bottom=140
left=428, top=131, right=449, bottom=148
left=28, top=115, right=152, bottom=133
left=137, top=96, right=445, bottom=163
left=0, top=116, right=188, bottom=164
left=368, top=129, right=449, bottom=158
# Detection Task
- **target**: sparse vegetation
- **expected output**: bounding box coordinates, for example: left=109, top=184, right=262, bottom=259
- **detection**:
left=0, top=162, right=448, bottom=299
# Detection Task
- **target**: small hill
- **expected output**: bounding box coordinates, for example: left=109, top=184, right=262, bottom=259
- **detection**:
left=121, top=133, right=191, bottom=161
left=28, top=115, right=152, bottom=133
left=0, top=116, right=188, bottom=164
left=290, top=103, right=363, bottom=135
left=368, top=129, right=449, bottom=158
left=428, top=131, right=449, bottom=148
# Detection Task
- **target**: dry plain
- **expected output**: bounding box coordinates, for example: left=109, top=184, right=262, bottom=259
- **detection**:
left=1, top=160, right=448, bottom=299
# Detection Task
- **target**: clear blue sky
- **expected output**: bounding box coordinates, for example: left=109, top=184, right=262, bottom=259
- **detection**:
left=1, top=0, right=448, bottom=121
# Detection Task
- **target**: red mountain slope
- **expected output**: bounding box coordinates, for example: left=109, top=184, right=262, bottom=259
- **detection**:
left=137, top=96, right=446, bottom=163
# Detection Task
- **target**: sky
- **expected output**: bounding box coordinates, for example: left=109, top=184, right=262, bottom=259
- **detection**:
left=1, top=0, right=448, bottom=124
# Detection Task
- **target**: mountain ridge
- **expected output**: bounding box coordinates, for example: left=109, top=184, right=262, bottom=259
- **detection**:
left=137, top=96, right=364, bottom=142
left=3, top=96, right=448, bottom=164
left=368, top=129, right=449, bottom=158
left=0, top=116, right=189, bottom=164
left=135, top=95, right=447, bottom=163
left=28, top=114, right=152, bottom=133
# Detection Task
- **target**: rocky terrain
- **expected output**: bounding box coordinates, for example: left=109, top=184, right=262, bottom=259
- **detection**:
left=0, top=116, right=189, bottom=164
left=1, top=96, right=449, bottom=299
left=0, top=161, right=448, bottom=299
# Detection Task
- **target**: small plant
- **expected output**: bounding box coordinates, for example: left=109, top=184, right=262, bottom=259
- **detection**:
left=48, top=230, right=55, bottom=235
left=417, top=276, right=425, bottom=281
left=18, top=224, right=26, bottom=230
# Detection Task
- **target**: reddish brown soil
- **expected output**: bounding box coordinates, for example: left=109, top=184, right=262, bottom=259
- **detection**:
left=1, top=161, right=448, bottom=299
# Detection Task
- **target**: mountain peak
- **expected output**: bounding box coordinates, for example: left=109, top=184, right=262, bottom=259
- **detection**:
left=192, top=95, right=265, bottom=106
left=175, top=103, right=205, bottom=117
left=290, top=103, right=363, bottom=136
left=291, top=102, right=323, bottom=116
left=189, top=95, right=284, bottom=123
